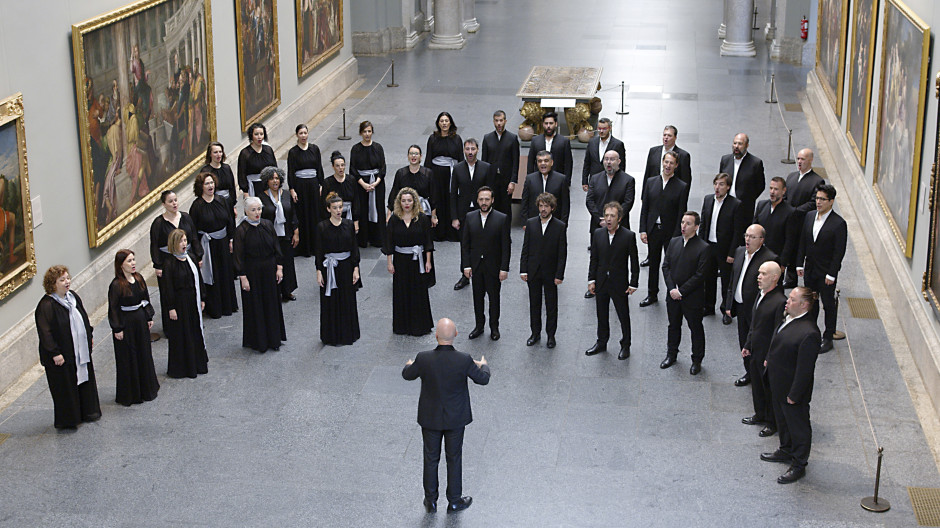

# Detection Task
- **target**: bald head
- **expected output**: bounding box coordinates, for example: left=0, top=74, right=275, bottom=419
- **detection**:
left=744, top=223, right=765, bottom=253
left=732, top=133, right=749, bottom=158
left=796, top=148, right=814, bottom=173
left=756, top=261, right=782, bottom=292
left=435, top=318, right=457, bottom=345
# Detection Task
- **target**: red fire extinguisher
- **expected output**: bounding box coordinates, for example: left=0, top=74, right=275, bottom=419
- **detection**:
left=800, top=16, right=809, bottom=40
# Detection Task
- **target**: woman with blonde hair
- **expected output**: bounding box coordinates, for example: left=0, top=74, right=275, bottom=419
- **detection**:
left=384, top=187, right=434, bottom=336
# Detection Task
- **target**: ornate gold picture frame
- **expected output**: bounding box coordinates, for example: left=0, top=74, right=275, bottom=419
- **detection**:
left=235, top=0, right=281, bottom=131
left=923, top=73, right=940, bottom=320
left=815, top=0, right=849, bottom=117
left=71, top=0, right=217, bottom=248
left=844, top=0, right=878, bottom=165
left=0, top=94, right=38, bottom=302
left=872, top=0, right=930, bottom=258
left=295, top=0, right=343, bottom=78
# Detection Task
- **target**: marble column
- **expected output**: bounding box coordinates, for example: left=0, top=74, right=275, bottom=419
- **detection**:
left=720, top=0, right=756, bottom=56
left=462, top=0, right=479, bottom=33
left=718, top=0, right=727, bottom=39
left=429, top=0, right=465, bottom=49
left=765, top=0, right=777, bottom=40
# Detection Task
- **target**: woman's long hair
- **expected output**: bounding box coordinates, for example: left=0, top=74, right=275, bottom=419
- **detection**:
left=113, top=249, right=144, bottom=296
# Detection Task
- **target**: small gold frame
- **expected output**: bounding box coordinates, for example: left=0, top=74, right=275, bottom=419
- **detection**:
left=0, top=93, right=38, bottom=302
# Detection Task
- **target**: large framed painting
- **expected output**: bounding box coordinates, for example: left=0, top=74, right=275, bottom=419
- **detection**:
left=815, top=0, right=849, bottom=117
left=295, top=0, right=343, bottom=78
left=872, top=0, right=930, bottom=258
left=0, top=94, right=37, bottom=301
left=923, top=74, right=940, bottom=321
left=844, top=0, right=878, bottom=165
left=71, top=0, right=216, bottom=248
left=235, top=0, right=280, bottom=131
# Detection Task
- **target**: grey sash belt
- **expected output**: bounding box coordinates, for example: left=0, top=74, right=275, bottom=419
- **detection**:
left=246, top=173, right=261, bottom=197
left=295, top=168, right=318, bottom=179
left=120, top=300, right=151, bottom=312
left=198, top=227, right=228, bottom=285
left=395, top=245, right=426, bottom=274
left=323, top=251, right=351, bottom=296
left=216, top=189, right=230, bottom=200
left=432, top=156, right=458, bottom=192
left=342, top=201, right=353, bottom=221
left=358, top=169, right=380, bottom=223
left=420, top=197, right=432, bottom=215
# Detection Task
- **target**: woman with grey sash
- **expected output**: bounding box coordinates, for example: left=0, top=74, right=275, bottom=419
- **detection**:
left=425, top=111, right=464, bottom=241
left=237, top=123, right=277, bottom=199
left=287, top=124, right=324, bottom=257
left=190, top=172, right=237, bottom=318
left=259, top=166, right=299, bottom=302
left=35, top=265, right=101, bottom=429
left=199, top=141, right=238, bottom=220
left=322, top=150, right=360, bottom=232
left=349, top=120, right=386, bottom=248
left=108, top=249, right=159, bottom=406
left=163, top=229, right=208, bottom=378
left=384, top=187, right=434, bottom=336
left=150, top=190, right=203, bottom=334
left=387, top=144, right=437, bottom=224
left=316, top=192, right=361, bottom=346
left=234, top=197, right=286, bottom=353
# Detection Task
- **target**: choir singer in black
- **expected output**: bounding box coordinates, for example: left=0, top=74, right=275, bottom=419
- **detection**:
left=520, top=192, right=567, bottom=349
left=460, top=187, right=511, bottom=341
left=741, top=261, right=786, bottom=438
left=661, top=212, right=710, bottom=374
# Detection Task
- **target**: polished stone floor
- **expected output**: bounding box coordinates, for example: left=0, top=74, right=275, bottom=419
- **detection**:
left=1, top=0, right=936, bottom=526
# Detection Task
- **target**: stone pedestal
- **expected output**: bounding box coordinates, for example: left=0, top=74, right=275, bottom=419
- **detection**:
left=429, top=0, right=465, bottom=49
left=462, top=0, right=479, bottom=32
left=720, top=0, right=756, bottom=56
left=718, top=0, right=727, bottom=38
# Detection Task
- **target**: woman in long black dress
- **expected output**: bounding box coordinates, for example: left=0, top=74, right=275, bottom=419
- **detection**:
left=190, top=171, right=238, bottom=318
left=317, top=192, right=361, bottom=346
left=322, top=150, right=360, bottom=233
left=35, top=265, right=101, bottom=429
left=237, top=122, right=277, bottom=198
left=150, top=190, right=203, bottom=334
left=259, top=166, right=299, bottom=302
left=349, top=120, right=387, bottom=248
left=287, top=124, right=324, bottom=257
left=387, top=144, right=438, bottom=223
left=199, top=141, right=238, bottom=219
left=425, top=112, right=464, bottom=241
left=234, top=197, right=286, bottom=353
left=163, top=229, right=208, bottom=378
left=384, top=187, right=435, bottom=336
left=108, top=250, right=160, bottom=406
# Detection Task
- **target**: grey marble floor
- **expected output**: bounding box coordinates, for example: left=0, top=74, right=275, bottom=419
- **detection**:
left=0, top=0, right=934, bottom=526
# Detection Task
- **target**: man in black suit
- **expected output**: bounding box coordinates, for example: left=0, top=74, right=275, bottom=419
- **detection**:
left=796, top=183, right=847, bottom=353
left=661, top=211, right=710, bottom=374
left=526, top=111, right=573, bottom=186
left=783, top=149, right=825, bottom=288
left=451, top=138, right=493, bottom=291
left=754, top=176, right=799, bottom=279
left=521, top=150, right=569, bottom=224
left=581, top=117, right=626, bottom=191
left=718, top=133, right=765, bottom=220
left=402, top=318, right=491, bottom=513
left=461, top=186, right=511, bottom=340
left=642, top=125, right=692, bottom=201
left=480, top=110, right=520, bottom=216
left=639, top=151, right=689, bottom=307
left=741, top=261, right=787, bottom=438
left=586, top=202, right=640, bottom=359
left=584, top=151, right=635, bottom=298
left=761, top=287, right=821, bottom=484
left=520, top=193, right=567, bottom=349
left=699, top=173, right=745, bottom=320
left=724, top=224, right=778, bottom=387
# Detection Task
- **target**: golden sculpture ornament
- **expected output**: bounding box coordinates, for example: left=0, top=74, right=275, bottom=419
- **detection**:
left=519, top=101, right=546, bottom=134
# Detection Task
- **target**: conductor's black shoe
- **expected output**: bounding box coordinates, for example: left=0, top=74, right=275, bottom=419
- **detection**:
left=454, top=276, right=470, bottom=290
left=490, top=329, right=500, bottom=341
left=447, top=496, right=472, bottom=513
left=742, top=415, right=764, bottom=425
left=759, top=426, right=778, bottom=437
left=468, top=327, right=484, bottom=340
left=526, top=334, right=540, bottom=346
left=618, top=347, right=630, bottom=360
left=640, top=257, right=650, bottom=267
left=546, top=336, right=556, bottom=348
left=639, top=296, right=658, bottom=307
left=777, top=466, right=806, bottom=484
left=660, top=356, right=677, bottom=369
left=585, top=342, right=606, bottom=356
left=819, top=338, right=834, bottom=353
left=734, top=374, right=751, bottom=387
left=423, top=499, right=437, bottom=513
left=584, top=290, right=595, bottom=298
left=722, top=313, right=733, bottom=325
left=690, top=362, right=702, bottom=375
left=761, top=450, right=793, bottom=464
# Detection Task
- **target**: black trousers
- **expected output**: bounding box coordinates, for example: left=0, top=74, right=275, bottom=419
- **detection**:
left=704, top=243, right=732, bottom=312
left=733, top=301, right=752, bottom=372
left=471, top=269, right=501, bottom=330
left=528, top=277, right=558, bottom=337
left=805, top=273, right=837, bottom=340
left=751, top=365, right=775, bottom=426
left=422, top=427, right=465, bottom=503
left=646, top=224, right=667, bottom=298
left=666, top=297, right=705, bottom=363
left=771, top=395, right=811, bottom=468
left=596, top=287, right=631, bottom=347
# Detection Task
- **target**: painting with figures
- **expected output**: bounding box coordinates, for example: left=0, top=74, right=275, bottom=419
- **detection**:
left=296, top=0, right=343, bottom=77
left=0, top=93, right=37, bottom=301
left=844, top=0, right=877, bottom=165
left=235, top=0, right=281, bottom=130
left=815, top=0, right=848, bottom=117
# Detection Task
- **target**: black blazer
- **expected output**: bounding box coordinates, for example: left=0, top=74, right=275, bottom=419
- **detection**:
left=699, top=194, right=745, bottom=259
left=753, top=199, right=799, bottom=266
left=582, top=136, right=627, bottom=186
left=784, top=170, right=825, bottom=213
left=588, top=226, right=640, bottom=294
left=766, top=315, right=820, bottom=404
left=481, top=130, right=520, bottom=189
left=527, top=134, right=573, bottom=186
left=742, top=286, right=787, bottom=367
left=450, top=160, right=492, bottom=223
left=586, top=170, right=636, bottom=230
left=719, top=152, right=765, bottom=206
left=639, top=175, right=689, bottom=237
left=642, top=145, right=692, bottom=199
left=461, top=209, right=511, bottom=276
left=662, top=234, right=710, bottom=308
left=35, top=293, right=94, bottom=368
left=520, top=216, right=568, bottom=281
left=521, top=171, right=570, bottom=224
left=724, top=245, right=778, bottom=314
left=796, top=210, right=847, bottom=281
left=402, top=344, right=491, bottom=430
left=259, top=190, right=298, bottom=237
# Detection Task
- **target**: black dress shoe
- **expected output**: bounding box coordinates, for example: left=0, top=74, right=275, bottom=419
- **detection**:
left=454, top=276, right=470, bottom=290
left=833, top=330, right=846, bottom=340
left=819, top=338, right=833, bottom=353
left=584, top=290, right=595, bottom=299
left=761, top=450, right=793, bottom=464
left=490, top=329, right=500, bottom=341
left=759, top=426, right=778, bottom=437
left=640, top=257, right=650, bottom=267
left=447, top=496, right=473, bottom=512
left=526, top=334, right=540, bottom=346
left=734, top=374, right=751, bottom=387
left=660, top=356, right=676, bottom=369
left=468, top=327, right=484, bottom=340
left=742, top=415, right=764, bottom=426
left=618, top=347, right=630, bottom=360
left=722, top=314, right=733, bottom=325
left=777, top=466, right=806, bottom=484
left=585, top=342, right=606, bottom=356
left=639, top=296, right=658, bottom=307
left=423, top=498, right=437, bottom=513
left=546, top=336, right=556, bottom=348
left=690, top=362, right=701, bottom=375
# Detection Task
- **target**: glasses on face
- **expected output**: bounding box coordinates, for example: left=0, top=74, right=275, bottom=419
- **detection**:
left=743, top=234, right=762, bottom=239
left=815, top=196, right=831, bottom=202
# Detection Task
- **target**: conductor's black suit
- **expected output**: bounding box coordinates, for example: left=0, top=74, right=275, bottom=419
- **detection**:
left=588, top=226, right=640, bottom=348
left=520, top=215, right=568, bottom=339
left=461, top=209, right=511, bottom=332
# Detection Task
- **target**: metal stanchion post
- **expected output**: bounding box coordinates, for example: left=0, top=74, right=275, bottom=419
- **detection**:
left=616, top=81, right=629, bottom=115
left=752, top=7, right=760, bottom=30
left=781, top=130, right=795, bottom=164
left=766, top=74, right=778, bottom=104
left=337, top=108, right=351, bottom=140
left=861, top=448, right=891, bottom=512
left=387, top=59, right=399, bottom=88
